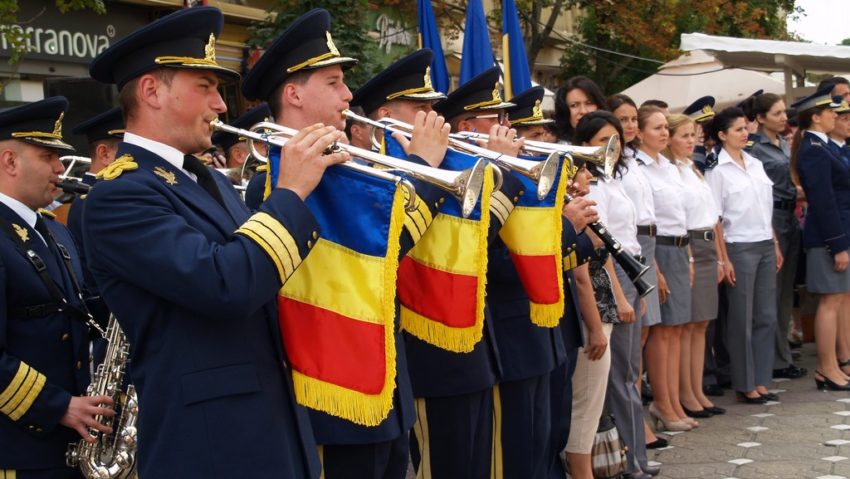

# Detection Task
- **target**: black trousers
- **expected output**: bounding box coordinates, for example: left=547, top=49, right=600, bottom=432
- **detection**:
left=547, top=348, right=579, bottom=479
left=410, top=389, right=493, bottom=479
left=321, top=435, right=409, bottom=479
left=495, top=374, right=552, bottom=479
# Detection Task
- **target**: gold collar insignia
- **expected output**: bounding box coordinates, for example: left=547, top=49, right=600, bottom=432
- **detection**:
left=12, top=224, right=29, bottom=243
left=153, top=167, right=178, bottom=186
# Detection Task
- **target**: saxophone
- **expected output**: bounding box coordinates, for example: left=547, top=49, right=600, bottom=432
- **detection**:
left=67, top=315, right=138, bottom=479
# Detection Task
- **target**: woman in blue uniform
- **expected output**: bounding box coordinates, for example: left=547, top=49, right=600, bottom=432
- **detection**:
left=791, top=88, right=850, bottom=390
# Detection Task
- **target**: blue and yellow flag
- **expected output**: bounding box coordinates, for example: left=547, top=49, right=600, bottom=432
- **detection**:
left=502, top=0, right=532, bottom=100
left=417, top=0, right=450, bottom=94
left=460, top=0, right=496, bottom=86
left=266, top=148, right=406, bottom=426
left=383, top=133, right=494, bottom=353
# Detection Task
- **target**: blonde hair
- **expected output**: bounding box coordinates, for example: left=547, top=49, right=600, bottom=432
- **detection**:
left=662, top=113, right=703, bottom=178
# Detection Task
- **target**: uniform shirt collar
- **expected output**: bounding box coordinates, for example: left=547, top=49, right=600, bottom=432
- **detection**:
left=123, top=131, right=187, bottom=171
left=717, top=147, right=757, bottom=170
left=635, top=149, right=657, bottom=166
left=832, top=137, right=846, bottom=148
left=0, top=191, right=37, bottom=228
left=806, top=130, right=829, bottom=143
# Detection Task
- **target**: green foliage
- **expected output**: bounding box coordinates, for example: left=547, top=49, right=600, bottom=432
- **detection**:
left=842, top=38, right=850, bottom=46
left=247, top=0, right=414, bottom=90
left=559, top=0, right=798, bottom=94
left=0, top=0, right=105, bottom=63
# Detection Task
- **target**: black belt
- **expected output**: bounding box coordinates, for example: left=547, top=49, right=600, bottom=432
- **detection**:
left=656, top=234, right=690, bottom=247
left=774, top=199, right=795, bottom=211
left=688, top=229, right=715, bottom=242
left=637, top=224, right=657, bottom=237
left=10, top=303, right=62, bottom=319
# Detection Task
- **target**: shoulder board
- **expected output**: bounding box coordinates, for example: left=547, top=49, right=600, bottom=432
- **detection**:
left=97, top=154, right=139, bottom=181
left=37, top=208, right=56, bottom=220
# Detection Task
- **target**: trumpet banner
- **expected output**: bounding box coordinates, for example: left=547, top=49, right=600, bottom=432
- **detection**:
left=268, top=148, right=406, bottom=426
left=383, top=133, right=494, bottom=353
left=498, top=154, right=570, bottom=327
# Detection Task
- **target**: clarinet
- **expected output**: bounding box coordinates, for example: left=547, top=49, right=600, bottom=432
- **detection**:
left=566, top=193, right=656, bottom=297
left=55, top=179, right=92, bottom=195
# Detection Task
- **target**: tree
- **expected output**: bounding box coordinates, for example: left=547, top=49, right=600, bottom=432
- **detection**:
left=247, top=0, right=417, bottom=89
left=559, top=0, right=798, bottom=94
left=842, top=38, right=850, bottom=46
left=0, top=0, right=105, bottom=63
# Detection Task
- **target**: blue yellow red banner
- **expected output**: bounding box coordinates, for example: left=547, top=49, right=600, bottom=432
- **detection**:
left=266, top=147, right=405, bottom=426
left=383, top=133, right=494, bottom=353
left=498, top=154, right=570, bottom=327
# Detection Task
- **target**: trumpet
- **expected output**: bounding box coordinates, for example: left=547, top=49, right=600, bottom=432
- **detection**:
left=342, top=110, right=557, bottom=200
left=453, top=132, right=620, bottom=180
left=56, top=156, right=93, bottom=195
left=212, top=119, right=487, bottom=218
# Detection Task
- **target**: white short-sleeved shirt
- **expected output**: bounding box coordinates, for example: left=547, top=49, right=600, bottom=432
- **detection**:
left=635, top=150, right=688, bottom=236
left=620, top=153, right=657, bottom=227
left=677, top=160, right=720, bottom=230
left=587, top=177, right=641, bottom=256
left=704, top=148, right=774, bottom=243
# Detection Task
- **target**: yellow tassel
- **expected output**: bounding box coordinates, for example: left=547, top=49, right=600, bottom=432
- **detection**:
left=262, top=162, right=273, bottom=202
left=400, top=166, right=494, bottom=352
left=528, top=161, right=568, bottom=327
left=290, top=184, right=406, bottom=426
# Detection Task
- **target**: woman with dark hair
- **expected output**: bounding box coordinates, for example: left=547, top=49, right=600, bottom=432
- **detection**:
left=790, top=88, right=850, bottom=390
left=553, top=76, right=607, bottom=144
left=740, top=92, right=807, bottom=381
left=829, top=102, right=850, bottom=374
left=635, top=106, right=694, bottom=433
left=577, top=111, right=655, bottom=479
left=705, top=107, right=784, bottom=402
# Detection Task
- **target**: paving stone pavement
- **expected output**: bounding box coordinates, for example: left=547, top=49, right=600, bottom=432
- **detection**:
left=648, top=344, right=850, bottom=479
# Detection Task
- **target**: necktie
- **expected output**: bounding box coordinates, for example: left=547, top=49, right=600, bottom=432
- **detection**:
left=183, top=154, right=225, bottom=207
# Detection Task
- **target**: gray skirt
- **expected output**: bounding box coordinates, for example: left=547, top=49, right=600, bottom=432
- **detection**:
left=690, top=230, right=719, bottom=322
left=637, top=234, right=662, bottom=327
left=655, top=243, right=693, bottom=326
left=806, top=247, right=850, bottom=294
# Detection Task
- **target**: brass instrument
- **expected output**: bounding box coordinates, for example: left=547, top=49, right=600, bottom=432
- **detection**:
left=67, top=315, right=138, bottom=479
left=342, top=109, right=557, bottom=200
left=57, top=156, right=93, bottom=195
left=209, top=119, right=487, bottom=218
left=453, top=131, right=621, bottom=180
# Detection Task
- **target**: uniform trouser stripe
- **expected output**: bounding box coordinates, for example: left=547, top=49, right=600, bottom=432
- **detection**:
left=414, top=398, right=431, bottom=479
left=491, top=385, right=503, bottom=479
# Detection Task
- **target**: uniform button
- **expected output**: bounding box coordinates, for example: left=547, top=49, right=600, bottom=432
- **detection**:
left=519, top=190, right=525, bottom=196
left=61, top=333, right=70, bottom=342
left=76, top=361, right=82, bottom=369
left=36, top=427, right=43, bottom=433
left=307, top=240, right=313, bottom=249
left=513, top=196, right=519, bottom=202
left=438, top=197, right=445, bottom=205
left=27, top=425, right=35, bottom=430
left=312, top=231, right=318, bottom=240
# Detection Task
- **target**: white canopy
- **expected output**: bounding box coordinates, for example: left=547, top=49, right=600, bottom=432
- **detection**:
left=620, top=50, right=786, bottom=112
left=680, top=33, right=850, bottom=74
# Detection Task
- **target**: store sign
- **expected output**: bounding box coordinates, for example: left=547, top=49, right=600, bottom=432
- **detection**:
left=0, top=1, right=148, bottom=64
left=375, top=12, right=414, bottom=55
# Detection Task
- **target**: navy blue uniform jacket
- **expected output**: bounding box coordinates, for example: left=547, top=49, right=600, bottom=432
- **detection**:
left=82, top=144, right=322, bottom=479
left=797, top=132, right=850, bottom=255
left=0, top=205, right=90, bottom=470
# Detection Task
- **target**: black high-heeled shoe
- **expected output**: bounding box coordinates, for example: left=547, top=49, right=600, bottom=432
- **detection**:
left=815, top=371, right=850, bottom=391
left=646, top=437, right=669, bottom=449
left=759, top=392, right=779, bottom=401
left=705, top=405, right=726, bottom=415
left=736, top=392, right=768, bottom=404
left=681, top=404, right=714, bottom=418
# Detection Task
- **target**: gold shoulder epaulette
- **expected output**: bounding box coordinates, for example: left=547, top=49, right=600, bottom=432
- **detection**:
left=36, top=208, right=56, bottom=219
left=97, top=154, right=139, bottom=180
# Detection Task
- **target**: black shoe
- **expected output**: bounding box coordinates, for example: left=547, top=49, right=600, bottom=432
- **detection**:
left=703, top=384, right=725, bottom=397
left=681, top=404, right=714, bottom=418
left=642, top=465, right=661, bottom=476
left=624, top=472, right=653, bottom=479
left=717, top=380, right=733, bottom=389
left=815, top=371, right=850, bottom=391
left=736, top=392, right=768, bottom=404
left=788, top=339, right=803, bottom=350
left=759, top=392, right=779, bottom=401
left=792, top=350, right=802, bottom=361
left=773, top=364, right=808, bottom=379
left=646, top=438, right=669, bottom=449
left=705, top=405, right=726, bottom=415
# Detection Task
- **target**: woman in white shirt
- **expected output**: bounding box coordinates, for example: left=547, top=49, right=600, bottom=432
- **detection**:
left=705, top=107, right=784, bottom=403
left=578, top=111, right=653, bottom=478
left=636, top=106, right=695, bottom=432
left=662, top=114, right=726, bottom=419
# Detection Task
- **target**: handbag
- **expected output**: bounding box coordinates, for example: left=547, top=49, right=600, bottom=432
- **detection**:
left=590, top=414, right=628, bottom=479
